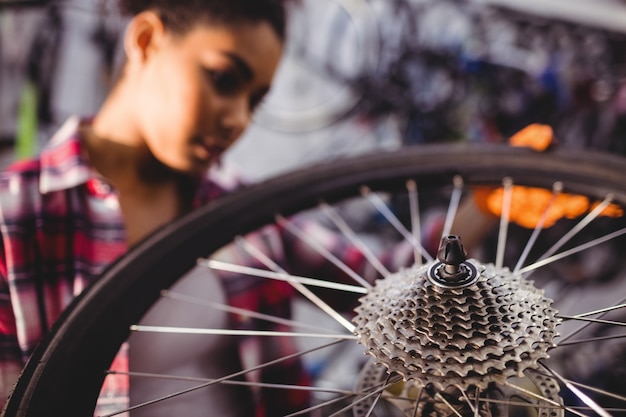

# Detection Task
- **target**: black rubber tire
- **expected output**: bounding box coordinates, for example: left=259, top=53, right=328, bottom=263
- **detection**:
left=4, top=143, right=626, bottom=417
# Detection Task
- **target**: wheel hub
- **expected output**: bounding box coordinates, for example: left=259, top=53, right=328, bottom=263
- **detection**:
left=353, top=360, right=563, bottom=417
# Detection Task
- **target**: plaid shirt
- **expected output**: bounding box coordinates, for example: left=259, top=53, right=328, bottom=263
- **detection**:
left=0, top=117, right=421, bottom=416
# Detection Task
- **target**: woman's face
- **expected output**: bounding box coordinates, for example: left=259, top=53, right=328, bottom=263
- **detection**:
left=131, top=19, right=283, bottom=174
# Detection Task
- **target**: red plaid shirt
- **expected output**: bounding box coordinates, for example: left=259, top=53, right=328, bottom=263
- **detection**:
left=0, top=117, right=419, bottom=416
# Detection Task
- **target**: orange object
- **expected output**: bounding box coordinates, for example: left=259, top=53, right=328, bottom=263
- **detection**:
left=481, top=187, right=586, bottom=228
left=474, top=124, right=623, bottom=228
left=509, top=123, right=553, bottom=151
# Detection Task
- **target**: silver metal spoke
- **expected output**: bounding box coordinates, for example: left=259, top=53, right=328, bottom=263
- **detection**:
left=129, top=325, right=357, bottom=340
left=473, top=387, right=481, bottom=417
left=504, top=380, right=588, bottom=417
left=466, top=397, right=548, bottom=410
left=519, top=225, right=626, bottom=274
left=327, top=375, right=402, bottom=417
left=275, top=215, right=372, bottom=289
left=362, top=374, right=390, bottom=417
left=513, top=182, right=562, bottom=273
left=541, top=364, right=612, bottom=417
left=319, top=201, right=391, bottom=277
left=161, top=290, right=332, bottom=333
left=360, top=186, right=434, bottom=262
left=557, top=314, right=626, bottom=328
left=107, top=370, right=355, bottom=395
left=235, top=235, right=356, bottom=332
left=558, top=333, right=626, bottom=347
left=441, top=175, right=464, bottom=239
left=564, top=377, right=626, bottom=405
left=524, top=195, right=615, bottom=275
left=98, top=340, right=345, bottom=417
left=411, top=388, right=424, bottom=417
left=455, top=384, right=478, bottom=416
left=495, top=177, right=513, bottom=269
left=199, top=259, right=368, bottom=294
left=407, top=179, right=423, bottom=266
left=435, top=393, right=464, bottom=417
left=284, top=376, right=401, bottom=417
left=558, top=295, right=626, bottom=344
left=283, top=393, right=356, bottom=417
left=468, top=397, right=626, bottom=413
left=571, top=302, right=626, bottom=318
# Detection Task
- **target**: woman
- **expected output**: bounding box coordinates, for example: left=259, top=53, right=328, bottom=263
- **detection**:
left=0, top=1, right=316, bottom=415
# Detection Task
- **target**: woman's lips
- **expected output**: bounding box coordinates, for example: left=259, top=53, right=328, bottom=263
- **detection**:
left=195, top=142, right=225, bottom=162
left=203, top=144, right=225, bottom=154
left=191, top=134, right=226, bottom=162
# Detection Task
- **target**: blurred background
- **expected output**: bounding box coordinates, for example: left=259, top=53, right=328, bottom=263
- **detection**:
left=3, top=0, right=626, bottom=178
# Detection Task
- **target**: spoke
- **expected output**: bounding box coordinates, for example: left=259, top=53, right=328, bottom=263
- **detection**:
left=473, top=387, right=481, bottom=417
left=199, top=259, right=368, bottom=294
left=283, top=393, right=356, bottom=417
left=564, top=377, right=626, bottom=404
left=558, top=295, right=626, bottom=344
left=541, top=363, right=612, bottom=417
left=558, top=333, right=626, bottom=347
left=469, top=397, right=626, bottom=413
left=504, top=381, right=587, bottom=417
left=162, top=290, right=332, bottom=333
left=455, top=384, right=477, bottom=416
left=572, top=302, right=626, bottom=318
left=524, top=195, right=615, bottom=276
left=319, top=201, right=391, bottom=277
left=362, top=374, right=390, bottom=417
left=441, top=175, right=464, bottom=239
left=328, top=375, right=402, bottom=417
left=108, top=370, right=354, bottom=395
left=519, top=226, right=626, bottom=274
left=435, top=393, right=464, bottom=417
left=360, top=186, right=434, bottom=262
left=557, top=314, right=626, bottom=327
left=514, top=182, right=562, bottom=273
left=275, top=215, right=372, bottom=289
left=129, top=325, right=357, bottom=340
left=285, top=376, right=401, bottom=417
left=98, top=340, right=345, bottom=417
left=407, top=179, right=423, bottom=266
left=236, top=235, right=356, bottom=332
left=411, top=388, right=424, bottom=417
left=495, top=177, right=513, bottom=269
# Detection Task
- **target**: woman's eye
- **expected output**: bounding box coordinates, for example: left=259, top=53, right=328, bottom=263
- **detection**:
left=206, top=69, right=241, bottom=95
left=250, top=93, right=267, bottom=111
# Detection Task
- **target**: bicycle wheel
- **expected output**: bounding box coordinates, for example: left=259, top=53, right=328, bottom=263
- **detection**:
left=4, top=143, right=626, bottom=417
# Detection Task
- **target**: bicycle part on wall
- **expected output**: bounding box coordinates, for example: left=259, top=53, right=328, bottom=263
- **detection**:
left=4, top=143, right=626, bottom=416
left=250, top=0, right=381, bottom=133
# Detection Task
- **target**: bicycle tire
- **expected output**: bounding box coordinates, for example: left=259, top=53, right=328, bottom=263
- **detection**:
left=4, top=143, right=626, bottom=417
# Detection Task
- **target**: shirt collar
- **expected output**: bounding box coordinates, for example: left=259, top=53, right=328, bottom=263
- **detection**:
left=39, top=116, right=93, bottom=194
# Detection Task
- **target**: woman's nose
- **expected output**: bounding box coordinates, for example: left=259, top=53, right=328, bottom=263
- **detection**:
left=220, top=96, right=251, bottom=142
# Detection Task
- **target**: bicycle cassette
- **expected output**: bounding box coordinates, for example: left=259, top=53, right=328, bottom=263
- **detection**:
left=353, top=260, right=560, bottom=391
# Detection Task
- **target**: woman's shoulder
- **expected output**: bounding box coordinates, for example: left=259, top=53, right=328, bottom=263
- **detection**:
left=0, top=158, right=42, bottom=192
left=2, top=157, right=42, bottom=174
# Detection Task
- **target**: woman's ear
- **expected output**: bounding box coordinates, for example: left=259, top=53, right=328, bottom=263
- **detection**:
left=124, top=11, right=166, bottom=65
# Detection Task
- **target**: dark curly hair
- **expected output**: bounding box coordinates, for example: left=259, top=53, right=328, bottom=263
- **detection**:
left=117, top=0, right=294, bottom=39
